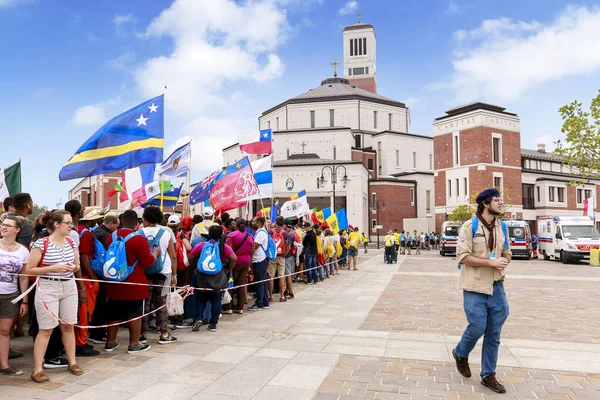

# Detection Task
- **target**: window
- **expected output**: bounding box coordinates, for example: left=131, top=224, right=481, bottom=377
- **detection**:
left=367, top=158, right=374, bottom=170
left=353, top=67, right=365, bottom=75
left=396, top=150, right=400, bottom=167
left=372, top=219, right=377, bottom=231
left=310, top=110, right=315, bottom=128
left=456, top=179, right=460, bottom=197
left=537, top=186, right=540, bottom=202
left=350, top=39, right=354, bottom=56
left=557, top=187, right=565, bottom=203
left=494, top=176, right=502, bottom=189
left=355, top=135, right=361, bottom=148
left=493, top=137, right=501, bottom=163
left=388, top=113, right=392, bottom=130
left=410, top=188, right=415, bottom=205
left=333, top=146, right=337, bottom=160
left=523, top=184, right=535, bottom=209
left=267, top=120, right=271, bottom=129
left=363, top=38, right=367, bottom=55
left=549, top=187, right=555, bottom=202
left=454, top=135, right=459, bottom=165
left=413, top=152, right=416, bottom=168
left=377, top=141, right=382, bottom=175
left=348, top=68, right=352, bottom=76
left=329, top=109, right=334, bottom=127
left=358, top=37, right=362, bottom=55
left=585, top=189, right=592, bottom=199
left=276, top=117, right=279, bottom=131
left=286, top=148, right=290, bottom=159
left=448, top=179, right=452, bottom=197
left=373, top=111, right=378, bottom=129
left=365, top=66, right=369, bottom=74
left=464, top=178, right=468, bottom=197
left=426, top=190, right=431, bottom=214
left=429, top=154, right=433, bottom=170
left=577, top=189, right=582, bottom=204
left=371, top=193, right=376, bottom=210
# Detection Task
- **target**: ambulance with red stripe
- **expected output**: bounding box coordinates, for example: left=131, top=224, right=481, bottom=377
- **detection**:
left=502, top=219, right=533, bottom=259
left=440, top=221, right=461, bottom=256
left=538, top=216, right=600, bottom=264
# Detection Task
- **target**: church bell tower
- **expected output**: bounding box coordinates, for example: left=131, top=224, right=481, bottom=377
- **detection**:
left=343, top=14, right=377, bottom=93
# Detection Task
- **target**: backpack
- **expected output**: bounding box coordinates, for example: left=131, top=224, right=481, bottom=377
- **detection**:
left=458, top=217, right=509, bottom=269
left=259, top=229, right=277, bottom=260
left=175, top=235, right=189, bottom=271
left=197, top=240, right=223, bottom=275
left=335, top=239, right=342, bottom=256
left=40, top=237, right=75, bottom=266
left=140, top=228, right=167, bottom=275
left=79, top=228, right=107, bottom=276
left=326, top=241, right=334, bottom=258
left=385, top=235, right=394, bottom=247
left=271, top=229, right=285, bottom=257
left=101, top=231, right=139, bottom=281
left=290, top=231, right=301, bottom=256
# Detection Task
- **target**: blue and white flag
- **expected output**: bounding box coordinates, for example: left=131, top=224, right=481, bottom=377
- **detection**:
left=244, top=155, right=272, bottom=200
left=155, top=142, right=191, bottom=180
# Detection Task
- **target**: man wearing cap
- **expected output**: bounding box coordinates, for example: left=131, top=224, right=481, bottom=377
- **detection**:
left=452, top=188, right=511, bottom=394
left=191, top=207, right=218, bottom=244
left=76, top=207, right=103, bottom=357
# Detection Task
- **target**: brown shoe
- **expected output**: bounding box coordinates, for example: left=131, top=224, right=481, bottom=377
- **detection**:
left=452, top=349, right=471, bottom=378
left=31, top=371, right=49, bottom=383
left=68, top=364, right=84, bottom=376
left=0, top=365, right=23, bottom=376
left=481, top=373, right=506, bottom=394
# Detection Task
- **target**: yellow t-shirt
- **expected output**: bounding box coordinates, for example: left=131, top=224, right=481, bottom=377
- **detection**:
left=348, top=232, right=362, bottom=248
left=393, top=232, right=400, bottom=244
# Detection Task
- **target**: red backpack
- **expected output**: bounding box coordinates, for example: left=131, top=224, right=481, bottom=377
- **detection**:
left=271, top=229, right=285, bottom=256
left=175, top=235, right=189, bottom=271
left=290, top=231, right=301, bottom=256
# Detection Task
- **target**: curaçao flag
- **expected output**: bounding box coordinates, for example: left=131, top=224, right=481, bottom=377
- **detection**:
left=209, top=157, right=259, bottom=211
left=59, top=95, right=164, bottom=181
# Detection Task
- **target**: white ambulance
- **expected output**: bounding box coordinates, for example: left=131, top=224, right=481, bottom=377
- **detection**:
left=502, top=219, right=533, bottom=259
left=440, top=221, right=461, bottom=257
left=538, top=216, right=600, bottom=264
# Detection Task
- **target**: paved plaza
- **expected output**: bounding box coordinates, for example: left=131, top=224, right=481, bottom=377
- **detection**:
left=2, top=249, right=600, bottom=399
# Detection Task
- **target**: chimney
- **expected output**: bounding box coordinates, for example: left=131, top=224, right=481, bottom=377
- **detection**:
left=537, top=143, right=546, bottom=153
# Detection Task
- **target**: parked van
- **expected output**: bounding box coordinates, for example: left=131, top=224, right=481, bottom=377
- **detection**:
left=538, top=216, right=600, bottom=264
left=440, top=221, right=461, bottom=256
left=502, top=219, right=533, bottom=259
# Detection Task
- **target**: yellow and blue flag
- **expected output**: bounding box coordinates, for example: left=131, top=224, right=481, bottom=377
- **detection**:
left=59, top=95, right=165, bottom=181
left=325, top=208, right=348, bottom=234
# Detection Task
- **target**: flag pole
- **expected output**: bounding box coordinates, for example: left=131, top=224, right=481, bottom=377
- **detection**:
left=160, top=180, right=164, bottom=212
left=185, top=140, right=192, bottom=218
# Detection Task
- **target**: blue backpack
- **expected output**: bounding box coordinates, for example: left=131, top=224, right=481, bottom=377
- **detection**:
left=80, top=228, right=107, bottom=277
left=258, top=229, right=277, bottom=260
left=197, top=240, right=223, bottom=275
left=140, top=228, right=167, bottom=275
left=101, top=231, right=139, bottom=281
left=458, top=217, right=509, bottom=269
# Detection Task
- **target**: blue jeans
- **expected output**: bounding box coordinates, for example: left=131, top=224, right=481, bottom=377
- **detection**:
left=385, top=246, right=394, bottom=263
left=304, top=254, right=318, bottom=283
left=252, top=258, right=269, bottom=308
left=195, top=290, right=221, bottom=326
left=454, top=282, right=509, bottom=377
left=327, top=258, right=335, bottom=275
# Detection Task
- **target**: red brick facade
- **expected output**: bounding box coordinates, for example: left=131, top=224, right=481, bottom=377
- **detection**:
left=369, top=181, right=416, bottom=233
left=348, top=77, right=376, bottom=94
left=352, top=149, right=377, bottom=180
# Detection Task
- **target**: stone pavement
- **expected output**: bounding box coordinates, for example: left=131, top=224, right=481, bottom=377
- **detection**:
left=2, top=249, right=600, bottom=399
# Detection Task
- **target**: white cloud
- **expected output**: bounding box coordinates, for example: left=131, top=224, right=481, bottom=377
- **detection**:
left=444, top=1, right=460, bottom=15
left=113, top=13, right=136, bottom=36
left=430, top=6, right=600, bottom=102
left=105, top=51, right=136, bottom=70
left=338, top=1, right=358, bottom=16
left=0, top=0, right=29, bottom=7
left=72, top=105, right=105, bottom=126
left=135, top=0, right=289, bottom=117
left=86, top=31, right=99, bottom=42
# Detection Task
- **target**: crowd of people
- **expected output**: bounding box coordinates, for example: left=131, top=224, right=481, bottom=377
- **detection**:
left=382, top=229, right=441, bottom=263
left=0, top=194, right=366, bottom=383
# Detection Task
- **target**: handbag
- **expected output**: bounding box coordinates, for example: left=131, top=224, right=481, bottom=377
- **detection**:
left=166, top=288, right=184, bottom=316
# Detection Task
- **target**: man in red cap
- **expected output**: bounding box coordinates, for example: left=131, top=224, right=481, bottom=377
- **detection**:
left=452, top=187, right=511, bottom=394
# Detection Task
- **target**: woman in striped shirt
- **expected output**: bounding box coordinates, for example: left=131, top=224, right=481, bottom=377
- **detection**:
left=25, top=210, right=83, bottom=383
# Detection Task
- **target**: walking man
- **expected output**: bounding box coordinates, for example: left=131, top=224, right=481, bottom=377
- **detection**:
left=452, top=188, right=511, bottom=394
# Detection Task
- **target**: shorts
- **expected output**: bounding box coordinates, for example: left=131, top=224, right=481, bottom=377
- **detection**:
left=0, top=291, right=18, bottom=319
left=400, top=241, right=406, bottom=247
left=348, top=247, right=358, bottom=257
left=285, top=257, right=295, bottom=275
left=34, top=278, right=78, bottom=329
left=268, top=257, right=285, bottom=277
left=106, top=299, right=145, bottom=323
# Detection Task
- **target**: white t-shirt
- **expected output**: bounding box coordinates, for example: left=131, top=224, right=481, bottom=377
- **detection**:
left=252, top=228, right=268, bottom=263
left=0, top=246, right=29, bottom=294
left=140, top=227, right=172, bottom=275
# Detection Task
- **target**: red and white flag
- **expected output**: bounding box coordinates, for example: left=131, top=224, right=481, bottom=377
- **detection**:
left=239, top=129, right=272, bottom=155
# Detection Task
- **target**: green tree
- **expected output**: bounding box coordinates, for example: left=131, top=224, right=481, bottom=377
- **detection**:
left=554, top=90, right=600, bottom=183
left=31, top=204, right=48, bottom=220
left=448, top=204, right=475, bottom=223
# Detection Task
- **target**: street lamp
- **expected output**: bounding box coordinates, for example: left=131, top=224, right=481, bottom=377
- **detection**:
left=317, top=165, right=350, bottom=211
left=377, top=200, right=385, bottom=249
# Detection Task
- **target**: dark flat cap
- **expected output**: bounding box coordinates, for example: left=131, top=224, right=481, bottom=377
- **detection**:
left=475, top=188, right=501, bottom=204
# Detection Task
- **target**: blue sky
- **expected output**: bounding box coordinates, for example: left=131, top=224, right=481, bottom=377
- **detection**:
left=2, top=0, right=600, bottom=207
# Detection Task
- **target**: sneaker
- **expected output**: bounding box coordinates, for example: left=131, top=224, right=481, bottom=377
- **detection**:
left=172, top=321, right=193, bottom=329
left=248, top=305, right=264, bottom=311
left=89, top=337, right=107, bottom=344
left=279, top=297, right=287, bottom=302
left=263, top=304, right=270, bottom=309
left=159, top=333, right=178, bottom=344
left=192, top=320, right=203, bottom=332
left=128, top=343, right=151, bottom=354
left=43, top=355, right=68, bottom=369
left=452, top=349, right=472, bottom=378
left=207, top=324, right=217, bottom=332
left=0, top=365, right=23, bottom=376
left=222, top=309, right=233, bottom=314
left=104, top=342, right=120, bottom=352
left=481, top=373, right=506, bottom=394
left=233, top=310, right=244, bottom=314
left=287, top=293, right=295, bottom=299
left=76, top=345, right=100, bottom=357
left=139, top=335, right=147, bottom=344
left=202, top=319, right=210, bottom=325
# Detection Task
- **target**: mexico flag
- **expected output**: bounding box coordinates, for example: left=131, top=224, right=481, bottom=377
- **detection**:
left=0, top=161, right=21, bottom=205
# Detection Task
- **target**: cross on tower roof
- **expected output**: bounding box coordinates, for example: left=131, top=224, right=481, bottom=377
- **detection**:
left=330, top=58, right=340, bottom=78
left=357, top=12, right=362, bottom=23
